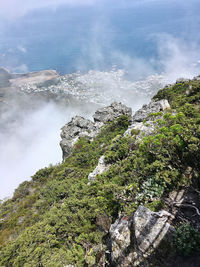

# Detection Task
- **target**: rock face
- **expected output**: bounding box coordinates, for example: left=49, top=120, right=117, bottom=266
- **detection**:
left=109, top=206, right=175, bottom=267
left=124, top=121, right=155, bottom=141
left=93, top=102, right=132, bottom=124
left=134, top=206, right=174, bottom=255
left=60, top=116, right=98, bottom=159
left=60, top=102, right=132, bottom=160
left=132, top=99, right=170, bottom=122
left=125, top=99, right=170, bottom=140
left=109, top=216, right=131, bottom=262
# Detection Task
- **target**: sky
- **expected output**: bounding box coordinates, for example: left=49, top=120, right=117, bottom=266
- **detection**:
left=0, top=0, right=199, bottom=20
left=0, top=0, right=96, bottom=19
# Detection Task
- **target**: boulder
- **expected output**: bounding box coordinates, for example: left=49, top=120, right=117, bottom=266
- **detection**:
left=60, top=116, right=97, bottom=159
left=124, top=121, right=155, bottom=141
left=93, top=102, right=132, bottom=124
left=124, top=99, right=170, bottom=140
left=134, top=205, right=174, bottom=255
left=88, top=155, right=110, bottom=182
left=109, top=206, right=174, bottom=266
left=110, top=216, right=131, bottom=262
left=60, top=102, right=132, bottom=160
left=132, top=99, right=170, bottom=122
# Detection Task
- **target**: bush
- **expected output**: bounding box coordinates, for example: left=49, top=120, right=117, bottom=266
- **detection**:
left=174, top=223, right=200, bottom=256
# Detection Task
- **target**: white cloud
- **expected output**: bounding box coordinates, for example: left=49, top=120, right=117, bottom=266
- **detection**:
left=156, top=34, right=200, bottom=82
left=0, top=100, right=98, bottom=199
left=11, top=64, right=29, bottom=73
left=17, top=46, right=27, bottom=53
left=0, top=0, right=97, bottom=20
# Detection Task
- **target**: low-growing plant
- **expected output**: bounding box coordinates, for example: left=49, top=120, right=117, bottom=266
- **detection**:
left=174, top=223, right=200, bottom=256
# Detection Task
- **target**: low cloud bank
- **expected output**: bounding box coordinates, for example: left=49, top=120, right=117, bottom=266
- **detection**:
left=0, top=100, right=98, bottom=199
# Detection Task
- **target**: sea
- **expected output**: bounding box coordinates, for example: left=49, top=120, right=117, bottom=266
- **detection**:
left=0, top=0, right=200, bottom=78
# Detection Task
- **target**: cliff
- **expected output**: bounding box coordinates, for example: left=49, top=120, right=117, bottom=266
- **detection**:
left=0, top=77, right=200, bottom=266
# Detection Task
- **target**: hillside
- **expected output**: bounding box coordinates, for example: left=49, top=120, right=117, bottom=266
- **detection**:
left=0, top=77, right=200, bottom=266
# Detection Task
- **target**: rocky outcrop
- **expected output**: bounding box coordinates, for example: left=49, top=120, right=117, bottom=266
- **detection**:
left=109, top=216, right=131, bottom=263
left=93, top=102, right=132, bottom=124
left=60, top=116, right=98, bottom=159
left=88, top=155, right=110, bottom=182
left=125, top=99, right=170, bottom=140
left=124, top=121, right=155, bottom=141
left=87, top=100, right=171, bottom=181
left=60, top=102, right=132, bottom=160
left=132, top=99, right=170, bottom=122
left=109, top=206, right=175, bottom=267
left=134, top=206, right=174, bottom=256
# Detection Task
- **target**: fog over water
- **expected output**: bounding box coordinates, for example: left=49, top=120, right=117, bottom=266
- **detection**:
left=0, top=0, right=200, bottom=199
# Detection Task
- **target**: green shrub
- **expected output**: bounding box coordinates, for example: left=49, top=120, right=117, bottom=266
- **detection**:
left=174, top=223, right=200, bottom=256
left=145, top=199, right=165, bottom=212
left=1, top=79, right=200, bottom=266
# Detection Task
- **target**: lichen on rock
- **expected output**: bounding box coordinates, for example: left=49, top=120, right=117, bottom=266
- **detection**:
left=60, top=102, right=132, bottom=160
left=109, top=206, right=175, bottom=266
left=132, top=99, right=170, bottom=122
left=60, top=115, right=98, bottom=159
left=93, top=102, right=132, bottom=124
left=124, top=99, right=170, bottom=141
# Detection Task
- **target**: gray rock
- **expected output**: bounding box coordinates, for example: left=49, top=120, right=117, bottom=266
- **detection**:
left=132, top=99, right=170, bottom=122
left=110, top=216, right=131, bottom=262
left=124, top=121, right=155, bottom=141
left=194, top=75, right=200, bottom=81
left=125, top=99, right=170, bottom=140
left=176, top=77, right=190, bottom=83
left=109, top=206, right=174, bottom=266
left=60, top=116, right=98, bottom=159
left=134, top=206, right=174, bottom=255
left=93, top=102, right=132, bottom=123
left=88, top=155, right=110, bottom=182
left=60, top=102, right=132, bottom=160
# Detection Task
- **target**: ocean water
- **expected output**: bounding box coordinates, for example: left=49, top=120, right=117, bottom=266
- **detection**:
left=0, top=1, right=200, bottom=77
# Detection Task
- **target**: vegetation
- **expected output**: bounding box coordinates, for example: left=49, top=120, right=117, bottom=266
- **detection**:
left=0, top=79, right=200, bottom=266
left=174, top=223, right=200, bottom=256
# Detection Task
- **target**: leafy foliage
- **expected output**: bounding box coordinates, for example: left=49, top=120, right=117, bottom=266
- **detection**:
left=174, top=223, right=200, bottom=256
left=0, top=80, right=200, bottom=266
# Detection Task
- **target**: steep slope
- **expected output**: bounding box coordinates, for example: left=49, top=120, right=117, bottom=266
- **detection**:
left=0, top=77, right=200, bottom=266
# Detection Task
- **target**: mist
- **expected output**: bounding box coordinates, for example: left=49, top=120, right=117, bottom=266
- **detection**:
left=0, top=0, right=200, bottom=199
left=0, top=97, right=100, bottom=199
left=0, top=103, right=64, bottom=198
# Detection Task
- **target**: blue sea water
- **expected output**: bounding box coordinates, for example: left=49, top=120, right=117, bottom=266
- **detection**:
left=0, top=0, right=200, bottom=76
